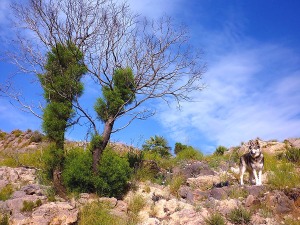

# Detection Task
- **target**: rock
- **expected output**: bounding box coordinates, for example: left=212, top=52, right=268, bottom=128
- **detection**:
left=245, top=195, right=256, bottom=207
left=179, top=161, right=215, bottom=179
left=210, top=188, right=228, bottom=200
left=178, top=186, right=194, bottom=203
left=187, top=175, right=220, bottom=190
left=216, top=199, right=239, bottom=215
left=98, top=197, right=118, bottom=208
left=266, top=191, right=296, bottom=214
left=169, top=208, right=205, bottom=225
left=244, top=185, right=266, bottom=197
left=29, top=202, right=78, bottom=225
left=286, top=138, right=300, bottom=148
left=141, top=217, right=161, bottom=225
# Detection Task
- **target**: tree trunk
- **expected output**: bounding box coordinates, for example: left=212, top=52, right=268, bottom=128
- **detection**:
left=53, top=167, right=67, bottom=199
left=92, top=116, right=115, bottom=173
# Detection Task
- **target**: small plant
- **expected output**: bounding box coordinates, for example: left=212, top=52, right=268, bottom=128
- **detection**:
left=128, top=194, right=146, bottom=214
left=285, top=147, right=300, bottom=164
left=12, top=129, right=23, bottom=137
left=0, top=184, right=14, bottom=201
left=0, top=213, right=9, bottom=225
left=21, top=200, right=36, bottom=212
left=46, top=187, right=56, bottom=202
left=228, top=207, right=251, bottom=224
left=214, top=146, right=227, bottom=156
left=35, top=199, right=42, bottom=207
left=0, top=131, right=7, bottom=140
left=144, top=185, right=151, bottom=193
left=30, top=131, right=44, bottom=143
left=228, top=187, right=248, bottom=199
left=205, top=213, right=226, bottom=225
left=127, top=194, right=146, bottom=224
left=169, top=175, right=185, bottom=197
left=79, top=201, right=124, bottom=225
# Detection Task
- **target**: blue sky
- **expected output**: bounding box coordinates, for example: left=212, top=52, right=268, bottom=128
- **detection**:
left=0, top=0, right=300, bottom=154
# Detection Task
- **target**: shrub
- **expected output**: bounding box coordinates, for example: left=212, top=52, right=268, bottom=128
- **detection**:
left=0, top=213, right=9, bottom=225
left=176, top=146, right=203, bottom=161
left=62, top=147, right=94, bottom=193
left=127, top=194, right=146, bottom=224
left=21, top=200, right=36, bottom=212
left=62, top=147, right=132, bottom=198
left=174, top=142, right=188, bottom=155
left=12, top=129, right=22, bottom=137
left=0, top=184, right=13, bottom=201
left=214, top=146, right=227, bottom=156
left=205, top=213, right=226, bottom=225
left=127, top=150, right=144, bottom=169
left=94, top=148, right=132, bottom=198
left=285, top=147, right=300, bottom=164
left=169, top=175, right=185, bottom=197
left=228, top=207, right=251, bottom=224
left=42, top=144, right=64, bottom=179
left=142, top=135, right=171, bottom=158
left=0, top=131, right=6, bottom=140
left=79, top=201, right=125, bottom=225
left=30, top=131, right=44, bottom=143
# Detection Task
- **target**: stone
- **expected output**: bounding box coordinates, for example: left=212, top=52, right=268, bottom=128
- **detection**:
left=30, top=202, right=79, bottom=225
left=187, top=175, right=220, bottom=190
left=178, top=186, right=194, bottom=203
left=245, top=195, right=255, bottom=207
left=266, top=191, right=296, bottom=214
left=210, top=188, right=227, bottom=200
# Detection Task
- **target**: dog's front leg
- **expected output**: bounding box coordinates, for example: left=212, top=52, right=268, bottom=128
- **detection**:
left=253, top=169, right=260, bottom=186
left=257, top=170, right=262, bottom=185
left=240, top=166, right=246, bottom=185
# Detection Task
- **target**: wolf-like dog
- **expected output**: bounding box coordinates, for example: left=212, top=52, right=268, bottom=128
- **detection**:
left=239, top=139, right=264, bottom=186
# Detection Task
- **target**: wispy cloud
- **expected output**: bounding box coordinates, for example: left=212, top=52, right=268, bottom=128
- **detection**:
left=156, top=43, right=300, bottom=153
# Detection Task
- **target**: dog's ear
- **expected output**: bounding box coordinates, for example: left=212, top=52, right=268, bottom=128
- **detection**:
left=255, top=139, right=260, bottom=147
left=249, top=140, right=254, bottom=146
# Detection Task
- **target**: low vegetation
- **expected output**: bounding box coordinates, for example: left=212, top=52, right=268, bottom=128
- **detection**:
left=79, top=201, right=125, bottom=225
left=205, top=213, right=226, bottom=225
left=228, top=207, right=252, bottom=224
left=0, top=184, right=13, bottom=201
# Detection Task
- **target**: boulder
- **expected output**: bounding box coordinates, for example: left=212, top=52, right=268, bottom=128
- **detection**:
left=266, top=191, right=296, bottom=214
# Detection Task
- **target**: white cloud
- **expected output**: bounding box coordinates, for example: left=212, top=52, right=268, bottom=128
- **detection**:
left=156, top=44, right=300, bottom=153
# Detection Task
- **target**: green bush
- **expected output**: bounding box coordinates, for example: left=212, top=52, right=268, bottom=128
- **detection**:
left=228, top=207, right=251, bottom=224
left=21, top=200, right=36, bottom=212
left=62, top=147, right=132, bottom=198
left=94, top=148, right=132, bottom=198
left=0, top=184, right=13, bottom=201
left=42, top=144, right=64, bottom=179
left=62, top=147, right=94, bottom=193
left=30, top=131, right=44, bottom=143
left=205, top=213, right=225, bottom=225
left=174, top=142, right=188, bottom=155
left=12, top=129, right=22, bottom=137
left=285, top=147, right=300, bottom=164
left=175, top=147, right=203, bottom=161
left=0, top=131, right=6, bottom=140
left=214, top=146, right=227, bottom=156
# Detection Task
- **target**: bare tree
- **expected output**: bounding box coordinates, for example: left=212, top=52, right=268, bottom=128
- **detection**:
left=2, top=0, right=206, bottom=172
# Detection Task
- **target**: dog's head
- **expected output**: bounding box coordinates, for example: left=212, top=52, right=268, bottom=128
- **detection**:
left=248, top=139, right=261, bottom=157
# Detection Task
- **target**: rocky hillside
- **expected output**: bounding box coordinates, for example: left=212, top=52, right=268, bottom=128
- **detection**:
left=1, top=130, right=300, bottom=224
